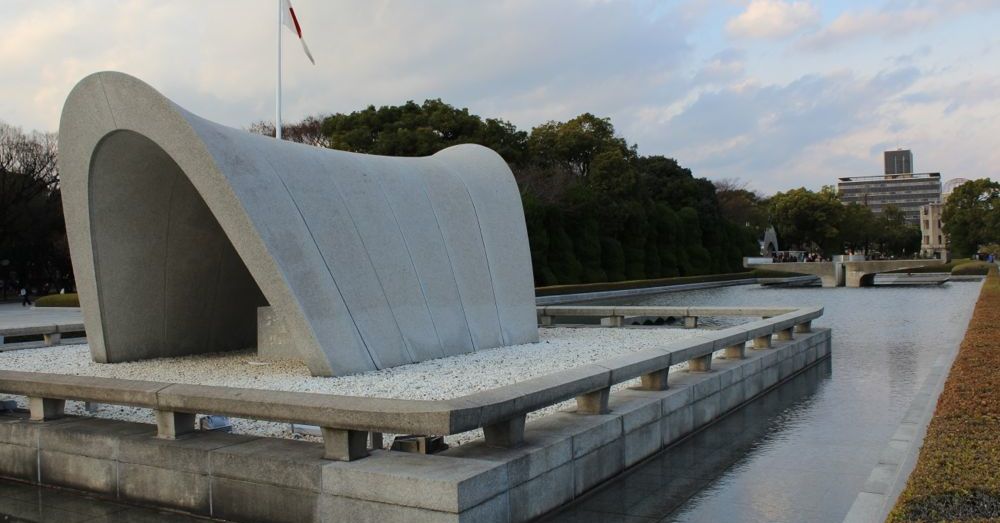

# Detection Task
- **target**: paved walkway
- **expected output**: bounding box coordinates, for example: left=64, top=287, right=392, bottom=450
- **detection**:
left=0, top=302, right=82, bottom=331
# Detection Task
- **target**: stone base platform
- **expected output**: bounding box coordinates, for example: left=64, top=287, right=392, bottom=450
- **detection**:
left=0, top=329, right=831, bottom=522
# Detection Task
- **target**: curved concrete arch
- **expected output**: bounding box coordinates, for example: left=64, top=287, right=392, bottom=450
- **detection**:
left=59, top=71, right=538, bottom=377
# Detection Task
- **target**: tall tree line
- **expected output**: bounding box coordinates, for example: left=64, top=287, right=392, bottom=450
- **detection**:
left=0, top=122, right=71, bottom=299
left=253, top=100, right=759, bottom=285
left=763, top=187, right=921, bottom=257
left=943, top=178, right=1000, bottom=257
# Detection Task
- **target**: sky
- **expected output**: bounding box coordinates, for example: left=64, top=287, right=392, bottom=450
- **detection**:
left=1, top=0, right=998, bottom=194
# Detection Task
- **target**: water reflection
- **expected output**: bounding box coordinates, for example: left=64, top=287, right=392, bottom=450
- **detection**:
left=546, top=282, right=981, bottom=523
left=545, top=360, right=832, bottom=522
left=0, top=477, right=202, bottom=522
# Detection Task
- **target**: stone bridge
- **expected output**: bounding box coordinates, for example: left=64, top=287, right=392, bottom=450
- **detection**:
left=745, top=259, right=945, bottom=287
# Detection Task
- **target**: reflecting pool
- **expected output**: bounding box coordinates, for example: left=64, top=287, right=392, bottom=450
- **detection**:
left=544, top=281, right=982, bottom=522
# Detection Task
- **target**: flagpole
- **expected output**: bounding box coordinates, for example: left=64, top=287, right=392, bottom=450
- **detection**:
left=276, top=0, right=282, bottom=140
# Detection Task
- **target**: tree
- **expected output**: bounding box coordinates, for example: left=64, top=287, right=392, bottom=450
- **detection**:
left=714, top=178, right=769, bottom=232
left=768, top=187, right=844, bottom=254
left=942, top=178, right=1000, bottom=256
left=527, top=113, right=633, bottom=178
left=873, top=204, right=920, bottom=256
left=248, top=116, right=331, bottom=147
left=0, top=122, right=70, bottom=297
left=838, top=203, right=876, bottom=254
left=314, top=99, right=528, bottom=163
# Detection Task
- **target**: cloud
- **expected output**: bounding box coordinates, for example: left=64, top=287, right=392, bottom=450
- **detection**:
left=799, top=7, right=936, bottom=50
left=643, top=65, right=926, bottom=191
left=902, top=75, right=1000, bottom=114
left=0, top=0, right=695, bottom=135
left=800, top=1, right=1000, bottom=51
left=693, top=48, right=746, bottom=85
left=726, top=0, right=820, bottom=40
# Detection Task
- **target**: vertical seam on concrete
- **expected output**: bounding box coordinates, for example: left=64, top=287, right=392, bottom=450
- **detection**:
left=115, top=449, right=120, bottom=499
left=206, top=237, right=226, bottom=350
left=256, top=151, right=381, bottom=369
left=298, top=149, right=415, bottom=364
left=160, top=168, right=180, bottom=355
left=434, top=158, right=505, bottom=345
left=178, top=122, right=335, bottom=376
left=208, top=441, right=214, bottom=516
left=369, top=162, right=446, bottom=358
left=35, top=427, right=40, bottom=484
left=411, top=166, right=477, bottom=351
left=90, top=77, right=119, bottom=362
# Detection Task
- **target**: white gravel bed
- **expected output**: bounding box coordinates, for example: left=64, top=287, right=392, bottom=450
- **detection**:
left=0, top=326, right=710, bottom=447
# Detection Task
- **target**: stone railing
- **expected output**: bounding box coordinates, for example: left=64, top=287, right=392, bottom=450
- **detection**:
left=0, top=305, right=821, bottom=462
left=538, top=305, right=803, bottom=329
left=0, top=322, right=85, bottom=347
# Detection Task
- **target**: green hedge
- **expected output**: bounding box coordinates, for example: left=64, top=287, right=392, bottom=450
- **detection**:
left=951, top=261, right=992, bottom=276
left=888, top=267, right=1000, bottom=521
left=889, top=259, right=970, bottom=274
left=34, top=293, right=80, bottom=307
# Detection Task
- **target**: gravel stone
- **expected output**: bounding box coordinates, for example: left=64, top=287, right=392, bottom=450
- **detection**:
left=0, top=326, right=706, bottom=446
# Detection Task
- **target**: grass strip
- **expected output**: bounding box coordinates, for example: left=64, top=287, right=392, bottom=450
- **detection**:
left=889, top=265, right=1000, bottom=522
left=34, top=293, right=80, bottom=307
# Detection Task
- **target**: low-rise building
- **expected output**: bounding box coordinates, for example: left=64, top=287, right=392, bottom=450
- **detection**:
left=919, top=178, right=969, bottom=259
left=919, top=202, right=946, bottom=258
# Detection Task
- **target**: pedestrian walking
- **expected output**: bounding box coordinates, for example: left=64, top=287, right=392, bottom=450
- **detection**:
left=20, top=287, right=30, bottom=307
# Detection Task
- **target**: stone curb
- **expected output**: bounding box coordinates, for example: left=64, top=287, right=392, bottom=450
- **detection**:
left=536, top=279, right=759, bottom=306
left=842, top=334, right=965, bottom=522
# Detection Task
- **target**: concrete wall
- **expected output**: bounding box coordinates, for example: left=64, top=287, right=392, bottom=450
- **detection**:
left=842, top=260, right=944, bottom=288
left=756, top=262, right=839, bottom=287
left=58, top=72, right=538, bottom=376
left=0, top=329, right=830, bottom=522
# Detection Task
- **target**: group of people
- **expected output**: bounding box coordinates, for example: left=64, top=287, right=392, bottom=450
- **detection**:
left=771, top=252, right=800, bottom=263
left=770, top=251, right=827, bottom=263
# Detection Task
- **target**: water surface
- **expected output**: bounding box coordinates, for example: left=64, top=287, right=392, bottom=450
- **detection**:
left=545, top=281, right=981, bottom=522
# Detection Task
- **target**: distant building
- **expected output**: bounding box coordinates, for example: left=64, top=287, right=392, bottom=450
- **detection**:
left=884, top=149, right=913, bottom=175
left=837, top=172, right=941, bottom=225
left=837, top=149, right=942, bottom=225
left=919, top=203, right=946, bottom=258
left=919, top=178, right=969, bottom=259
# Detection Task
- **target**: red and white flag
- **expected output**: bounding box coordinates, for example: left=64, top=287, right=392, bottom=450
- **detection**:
left=281, top=0, right=315, bottom=65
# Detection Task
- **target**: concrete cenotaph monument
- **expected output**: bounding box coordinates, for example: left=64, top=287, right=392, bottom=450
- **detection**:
left=59, top=72, right=538, bottom=377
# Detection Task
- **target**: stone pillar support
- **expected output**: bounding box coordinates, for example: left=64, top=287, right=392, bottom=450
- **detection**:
left=688, top=354, right=712, bottom=372
left=794, top=321, right=812, bottom=333
left=28, top=397, right=65, bottom=421
left=322, top=428, right=369, bottom=461
left=43, top=333, right=62, bottom=346
left=369, top=432, right=384, bottom=450
left=484, top=414, right=526, bottom=448
left=538, top=315, right=554, bottom=327
left=600, top=316, right=624, bottom=328
left=683, top=316, right=698, bottom=329
left=753, top=334, right=772, bottom=349
left=723, top=343, right=746, bottom=360
left=576, top=387, right=610, bottom=414
left=639, top=369, right=669, bottom=391
left=777, top=328, right=794, bottom=341
left=155, top=410, right=196, bottom=440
